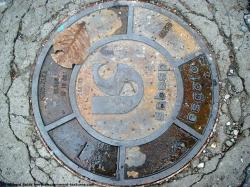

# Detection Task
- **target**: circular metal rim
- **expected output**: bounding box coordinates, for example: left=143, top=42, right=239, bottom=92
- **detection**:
left=32, top=1, right=219, bottom=186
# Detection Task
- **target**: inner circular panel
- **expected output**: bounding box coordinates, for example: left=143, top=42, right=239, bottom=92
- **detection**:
left=76, top=40, right=177, bottom=141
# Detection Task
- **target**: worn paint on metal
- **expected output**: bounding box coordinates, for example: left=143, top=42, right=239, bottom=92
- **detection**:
left=134, top=7, right=200, bottom=59
left=39, top=48, right=72, bottom=125
left=77, top=6, right=128, bottom=44
left=49, top=119, right=118, bottom=177
left=32, top=1, right=219, bottom=186
left=125, top=125, right=196, bottom=178
left=178, top=54, right=212, bottom=133
left=125, top=146, right=146, bottom=167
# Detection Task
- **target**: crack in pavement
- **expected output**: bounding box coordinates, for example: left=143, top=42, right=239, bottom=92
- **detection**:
left=207, top=0, right=249, bottom=95
left=29, top=1, right=75, bottom=43
left=178, top=0, right=214, bottom=22
left=161, top=1, right=250, bottom=185
left=190, top=153, right=224, bottom=187
left=1, top=0, right=249, bottom=185
left=191, top=136, right=250, bottom=187
left=3, top=0, right=36, bottom=183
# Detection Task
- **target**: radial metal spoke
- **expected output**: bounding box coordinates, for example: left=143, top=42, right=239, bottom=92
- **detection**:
left=45, top=113, right=75, bottom=131
left=127, top=5, right=134, bottom=35
left=175, top=50, right=204, bottom=67
left=174, top=119, right=203, bottom=140
left=117, top=146, right=126, bottom=180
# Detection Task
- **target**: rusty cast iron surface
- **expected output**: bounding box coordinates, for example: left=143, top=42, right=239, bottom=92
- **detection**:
left=32, top=1, right=219, bottom=186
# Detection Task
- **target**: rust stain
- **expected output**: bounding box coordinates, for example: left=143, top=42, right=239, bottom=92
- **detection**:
left=178, top=55, right=212, bottom=133
left=125, top=125, right=196, bottom=178
left=39, top=48, right=73, bottom=125
left=48, top=119, right=118, bottom=177
left=33, top=0, right=219, bottom=186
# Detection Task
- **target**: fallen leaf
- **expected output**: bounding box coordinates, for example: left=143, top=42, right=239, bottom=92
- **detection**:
left=52, top=22, right=90, bottom=68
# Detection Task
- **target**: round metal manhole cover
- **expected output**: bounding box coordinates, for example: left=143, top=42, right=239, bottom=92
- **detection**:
left=32, top=1, right=219, bottom=186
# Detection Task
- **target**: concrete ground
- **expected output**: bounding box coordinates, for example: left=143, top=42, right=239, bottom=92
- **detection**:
left=0, top=0, right=250, bottom=186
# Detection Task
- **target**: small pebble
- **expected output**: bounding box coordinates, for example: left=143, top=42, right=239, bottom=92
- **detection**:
left=233, top=129, right=239, bottom=136
left=197, top=162, right=205, bottom=168
left=180, top=143, right=185, bottom=148
left=211, top=143, right=217, bottom=148
left=225, top=94, right=230, bottom=100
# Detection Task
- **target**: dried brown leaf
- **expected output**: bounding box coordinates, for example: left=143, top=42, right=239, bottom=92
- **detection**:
left=51, top=22, right=90, bottom=68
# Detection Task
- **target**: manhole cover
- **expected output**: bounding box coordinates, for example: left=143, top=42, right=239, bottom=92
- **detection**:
left=32, top=1, right=219, bottom=186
